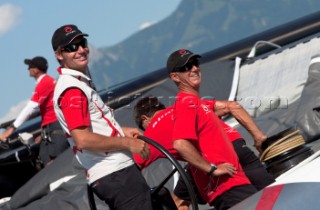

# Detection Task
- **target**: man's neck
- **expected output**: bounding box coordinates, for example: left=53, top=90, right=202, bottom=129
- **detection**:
left=178, top=86, right=199, bottom=96
left=34, top=72, right=45, bottom=81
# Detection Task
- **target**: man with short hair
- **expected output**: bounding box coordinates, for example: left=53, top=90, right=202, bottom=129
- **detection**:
left=168, top=49, right=257, bottom=210
left=51, top=24, right=153, bottom=210
left=0, top=56, right=69, bottom=167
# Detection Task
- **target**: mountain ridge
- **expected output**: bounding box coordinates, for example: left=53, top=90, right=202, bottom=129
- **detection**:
left=89, top=0, right=320, bottom=91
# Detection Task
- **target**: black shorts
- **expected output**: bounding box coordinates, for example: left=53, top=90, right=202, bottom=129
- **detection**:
left=211, top=184, right=257, bottom=210
left=90, top=164, right=153, bottom=210
left=232, top=139, right=275, bottom=190
left=173, top=166, right=206, bottom=205
left=39, top=121, right=69, bottom=165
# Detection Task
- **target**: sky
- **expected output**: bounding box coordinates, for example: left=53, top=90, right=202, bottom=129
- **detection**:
left=0, top=0, right=181, bottom=124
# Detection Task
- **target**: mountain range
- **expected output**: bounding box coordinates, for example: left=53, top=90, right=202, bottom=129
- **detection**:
left=88, top=0, right=320, bottom=91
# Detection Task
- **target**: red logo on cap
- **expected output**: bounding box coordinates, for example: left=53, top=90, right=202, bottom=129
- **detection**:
left=64, top=26, right=73, bottom=33
left=179, top=50, right=187, bottom=55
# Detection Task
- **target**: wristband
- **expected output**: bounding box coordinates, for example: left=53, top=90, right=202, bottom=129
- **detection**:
left=207, top=163, right=217, bottom=176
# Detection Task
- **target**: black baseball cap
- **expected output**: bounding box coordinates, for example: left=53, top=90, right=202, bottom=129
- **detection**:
left=51, top=24, right=88, bottom=51
left=166, top=49, right=201, bottom=74
left=24, top=56, right=48, bottom=72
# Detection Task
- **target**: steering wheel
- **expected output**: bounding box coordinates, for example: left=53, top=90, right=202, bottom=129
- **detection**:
left=87, top=136, right=199, bottom=210
left=137, top=135, right=199, bottom=210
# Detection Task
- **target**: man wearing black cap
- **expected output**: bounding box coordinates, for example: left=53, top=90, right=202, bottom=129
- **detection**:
left=51, top=24, right=153, bottom=210
left=166, top=49, right=260, bottom=210
left=0, top=56, right=69, bottom=167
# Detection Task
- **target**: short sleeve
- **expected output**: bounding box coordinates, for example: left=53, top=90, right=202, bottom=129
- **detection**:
left=203, top=99, right=216, bottom=109
left=59, top=88, right=90, bottom=131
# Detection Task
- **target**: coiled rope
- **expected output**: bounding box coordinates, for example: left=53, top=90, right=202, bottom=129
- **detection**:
left=260, top=130, right=306, bottom=162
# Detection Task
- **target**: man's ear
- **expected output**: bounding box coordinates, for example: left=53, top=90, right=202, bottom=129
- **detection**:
left=141, top=115, right=148, bottom=121
left=140, top=114, right=151, bottom=130
left=55, top=51, right=63, bottom=61
left=170, top=72, right=180, bottom=83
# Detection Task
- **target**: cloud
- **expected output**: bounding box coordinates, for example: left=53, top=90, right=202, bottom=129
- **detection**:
left=139, top=21, right=156, bottom=30
left=0, top=100, right=28, bottom=125
left=0, top=3, right=22, bottom=36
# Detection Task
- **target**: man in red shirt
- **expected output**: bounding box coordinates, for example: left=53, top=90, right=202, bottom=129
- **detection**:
left=134, top=95, right=275, bottom=209
left=0, top=56, right=69, bottom=167
left=134, top=97, right=237, bottom=171
left=167, top=49, right=257, bottom=210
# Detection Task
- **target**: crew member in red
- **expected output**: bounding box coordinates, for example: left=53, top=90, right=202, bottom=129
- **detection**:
left=168, top=49, right=257, bottom=210
left=134, top=96, right=238, bottom=209
left=134, top=95, right=274, bottom=209
left=0, top=56, right=69, bottom=167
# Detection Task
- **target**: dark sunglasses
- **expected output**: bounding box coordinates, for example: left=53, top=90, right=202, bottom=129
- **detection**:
left=27, top=65, right=36, bottom=70
left=61, top=38, right=88, bottom=52
left=174, top=59, right=200, bottom=72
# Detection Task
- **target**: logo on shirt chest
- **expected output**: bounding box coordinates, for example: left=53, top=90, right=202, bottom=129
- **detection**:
left=200, top=104, right=211, bottom=114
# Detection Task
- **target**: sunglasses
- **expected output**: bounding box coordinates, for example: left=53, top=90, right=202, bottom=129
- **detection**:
left=174, top=59, right=200, bottom=72
left=61, top=38, right=88, bottom=52
left=28, top=65, right=36, bottom=70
